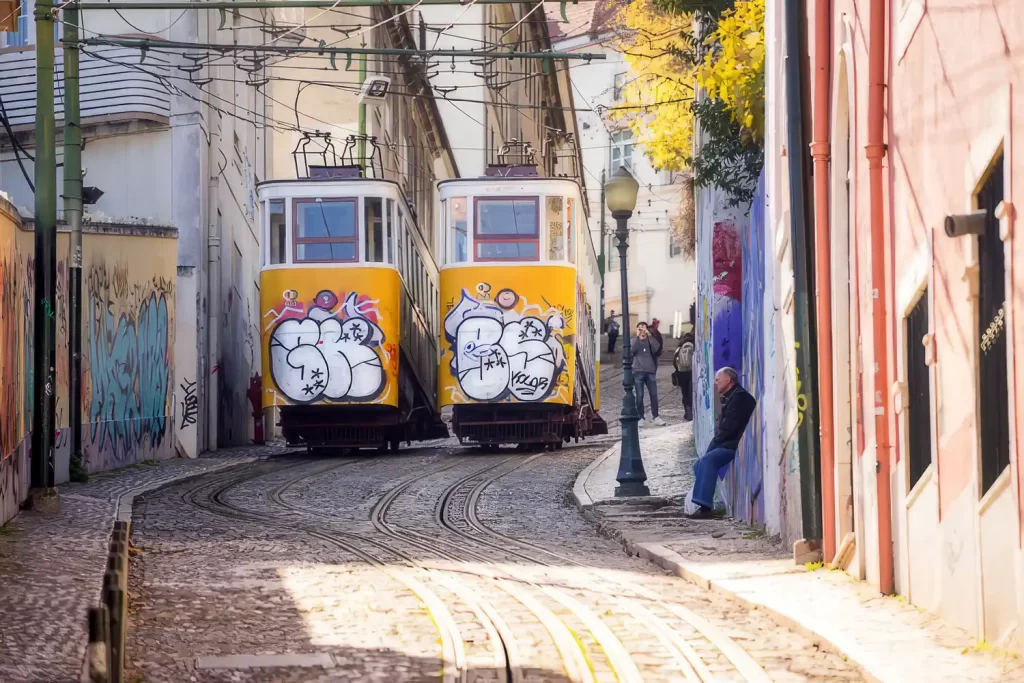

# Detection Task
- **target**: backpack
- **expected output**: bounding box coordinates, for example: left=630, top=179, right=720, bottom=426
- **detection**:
left=607, top=319, right=620, bottom=334
left=676, top=341, right=694, bottom=371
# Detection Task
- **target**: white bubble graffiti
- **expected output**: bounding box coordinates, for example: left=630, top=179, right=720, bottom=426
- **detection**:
left=269, top=291, right=386, bottom=404
left=444, top=289, right=566, bottom=402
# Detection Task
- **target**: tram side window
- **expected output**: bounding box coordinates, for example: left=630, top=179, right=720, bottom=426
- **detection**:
left=475, top=198, right=539, bottom=262
left=294, top=198, right=358, bottom=262
left=546, top=196, right=564, bottom=261
left=386, top=199, right=395, bottom=264
left=269, top=199, right=286, bottom=265
left=397, top=222, right=405, bottom=278
left=365, top=197, right=385, bottom=263
left=451, top=197, right=468, bottom=263
left=567, top=197, right=575, bottom=264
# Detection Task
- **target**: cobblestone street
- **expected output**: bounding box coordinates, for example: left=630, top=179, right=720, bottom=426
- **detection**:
left=124, top=445, right=863, bottom=682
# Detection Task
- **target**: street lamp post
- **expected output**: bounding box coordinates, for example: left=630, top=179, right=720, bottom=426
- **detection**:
left=605, top=167, right=649, bottom=497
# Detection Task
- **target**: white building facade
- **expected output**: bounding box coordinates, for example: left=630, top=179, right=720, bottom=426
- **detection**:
left=548, top=3, right=695, bottom=336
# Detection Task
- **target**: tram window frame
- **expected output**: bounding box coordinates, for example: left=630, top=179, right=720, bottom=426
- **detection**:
left=397, top=220, right=406, bottom=279
left=364, top=196, right=387, bottom=263
left=546, top=196, right=566, bottom=261
left=268, top=198, right=287, bottom=265
left=567, top=197, right=576, bottom=264
left=450, top=196, right=468, bottom=263
left=292, top=197, right=359, bottom=264
left=386, top=199, right=395, bottom=265
left=474, top=196, right=540, bottom=262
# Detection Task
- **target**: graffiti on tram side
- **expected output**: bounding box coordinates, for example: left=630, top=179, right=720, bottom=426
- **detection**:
left=269, top=291, right=387, bottom=404
left=439, top=265, right=578, bottom=407
left=259, top=268, right=401, bottom=408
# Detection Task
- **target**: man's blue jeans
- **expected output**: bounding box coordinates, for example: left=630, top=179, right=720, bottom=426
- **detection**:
left=692, top=446, right=736, bottom=509
left=634, top=371, right=658, bottom=419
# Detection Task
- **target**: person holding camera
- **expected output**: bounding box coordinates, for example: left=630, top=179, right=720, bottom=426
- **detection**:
left=631, top=321, right=666, bottom=427
left=673, top=332, right=695, bottom=421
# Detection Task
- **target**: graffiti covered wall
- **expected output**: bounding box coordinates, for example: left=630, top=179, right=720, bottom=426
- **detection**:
left=1, top=205, right=179, bottom=524
left=723, top=171, right=766, bottom=525
left=0, top=196, right=30, bottom=524
left=439, top=265, right=577, bottom=407
left=260, top=268, right=401, bottom=409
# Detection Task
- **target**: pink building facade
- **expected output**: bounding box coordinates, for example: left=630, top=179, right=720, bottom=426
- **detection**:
left=808, top=0, right=1024, bottom=648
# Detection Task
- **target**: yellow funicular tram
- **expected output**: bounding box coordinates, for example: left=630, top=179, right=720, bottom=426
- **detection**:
left=436, top=142, right=607, bottom=448
left=258, top=134, right=447, bottom=451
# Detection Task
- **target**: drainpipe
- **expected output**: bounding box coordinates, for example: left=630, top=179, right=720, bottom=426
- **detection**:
left=208, top=182, right=221, bottom=453
left=784, top=0, right=823, bottom=542
left=811, top=0, right=836, bottom=562
left=867, top=0, right=894, bottom=594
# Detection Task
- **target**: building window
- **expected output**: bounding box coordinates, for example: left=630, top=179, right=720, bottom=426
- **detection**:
left=977, top=154, right=1009, bottom=495
left=2, top=0, right=60, bottom=47
left=474, top=197, right=539, bottom=262
left=669, top=233, right=682, bottom=258
left=906, top=290, right=932, bottom=489
left=293, top=198, right=358, bottom=263
left=613, top=72, right=627, bottom=102
left=608, top=244, right=620, bottom=271
left=610, top=130, right=634, bottom=172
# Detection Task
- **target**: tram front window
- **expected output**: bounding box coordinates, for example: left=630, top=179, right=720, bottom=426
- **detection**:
left=365, top=197, right=385, bottom=263
left=295, top=198, right=358, bottom=263
left=547, top=196, right=564, bottom=260
left=475, top=197, right=539, bottom=262
left=269, top=199, right=286, bottom=265
left=451, top=197, right=468, bottom=263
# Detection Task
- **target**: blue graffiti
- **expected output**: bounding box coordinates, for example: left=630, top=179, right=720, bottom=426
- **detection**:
left=89, top=292, right=170, bottom=462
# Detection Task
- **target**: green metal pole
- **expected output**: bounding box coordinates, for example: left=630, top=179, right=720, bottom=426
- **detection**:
left=64, top=0, right=85, bottom=481
left=73, top=0, right=595, bottom=9
left=613, top=210, right=648, bottom=497
left=32, top=0, right=58, bottom=491
left=74, top=37, right=605, bottom=60
left=598, top=167, right=606, bottom=328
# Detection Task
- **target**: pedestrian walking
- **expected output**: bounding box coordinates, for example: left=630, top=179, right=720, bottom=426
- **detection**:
left=687, top=367, right=756, bottom=519
left=606, top=311, right=620, bottom=354
left=672, top=332, right=695, bottom=421
left=631, top=321, right=666, bottom=426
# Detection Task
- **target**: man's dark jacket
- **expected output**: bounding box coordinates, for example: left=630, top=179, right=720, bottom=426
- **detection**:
left=708, top=383, right=757, bottom=451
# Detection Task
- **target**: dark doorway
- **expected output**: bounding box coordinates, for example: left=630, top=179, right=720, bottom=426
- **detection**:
left=977, top=154, right=1009, bottom=495
left=907, top=291, right=931, bottom=489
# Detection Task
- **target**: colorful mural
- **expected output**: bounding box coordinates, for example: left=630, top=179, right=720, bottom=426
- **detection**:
left=723, top=171, right=767, bottom=525
left=260, top=267, right=401, bottom=408
left=85, top=262, right=174, bottom=468
left=0, top=201, right=178, bottom=521
left=439, top=265, right=576, bottom=407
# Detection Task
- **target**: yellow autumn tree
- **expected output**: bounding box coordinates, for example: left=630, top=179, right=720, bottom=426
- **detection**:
left=697, top=0, right=765, bottom=140
left=609, top=0, right=699, bottom=172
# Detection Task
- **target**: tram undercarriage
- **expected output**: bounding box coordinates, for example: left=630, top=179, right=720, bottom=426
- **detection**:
left=450, top=401, right=607, bottom=448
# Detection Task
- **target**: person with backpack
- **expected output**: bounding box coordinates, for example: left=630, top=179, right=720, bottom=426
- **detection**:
left=673, top=332, right=695, bottom=421
left=605, top=311, right=620, bottom=354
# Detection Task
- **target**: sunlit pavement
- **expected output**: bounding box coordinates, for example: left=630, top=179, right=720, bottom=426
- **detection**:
left=124, top=448, right=864, bottom=682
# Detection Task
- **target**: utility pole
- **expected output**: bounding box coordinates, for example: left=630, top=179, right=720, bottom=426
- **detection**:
left=64, top=0, right=84, bottom=480
left=31, top=0, right=58, bottom=497
left=598, top=167, right=606, bottom=327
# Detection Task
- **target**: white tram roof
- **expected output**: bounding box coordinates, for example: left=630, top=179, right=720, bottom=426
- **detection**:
left=437, top=176, right=586, bottom=206
left=257, top=177, right=410, bottom=203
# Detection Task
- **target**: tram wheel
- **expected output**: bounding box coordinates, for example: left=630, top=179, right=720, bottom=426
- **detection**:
left=389, top=439, right=400, bottom=452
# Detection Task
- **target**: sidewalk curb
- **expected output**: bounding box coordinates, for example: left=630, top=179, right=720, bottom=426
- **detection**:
left=571, top=441, right=618, bottom=510
left=570, top=452, right=882, bottom=683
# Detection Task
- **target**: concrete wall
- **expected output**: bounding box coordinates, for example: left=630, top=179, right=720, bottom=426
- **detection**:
left=808, top=0, right=1024, bottom=651
left=0, top=191, right=179, bottom=525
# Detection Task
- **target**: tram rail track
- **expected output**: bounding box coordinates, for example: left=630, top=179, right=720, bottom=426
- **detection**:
left=162, top=451, right=774, bottom=682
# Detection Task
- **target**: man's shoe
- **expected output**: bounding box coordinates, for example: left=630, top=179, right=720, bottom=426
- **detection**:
left=685, top=507, right=715, bottom=520
left=652, top=416, right=667, bottom=427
